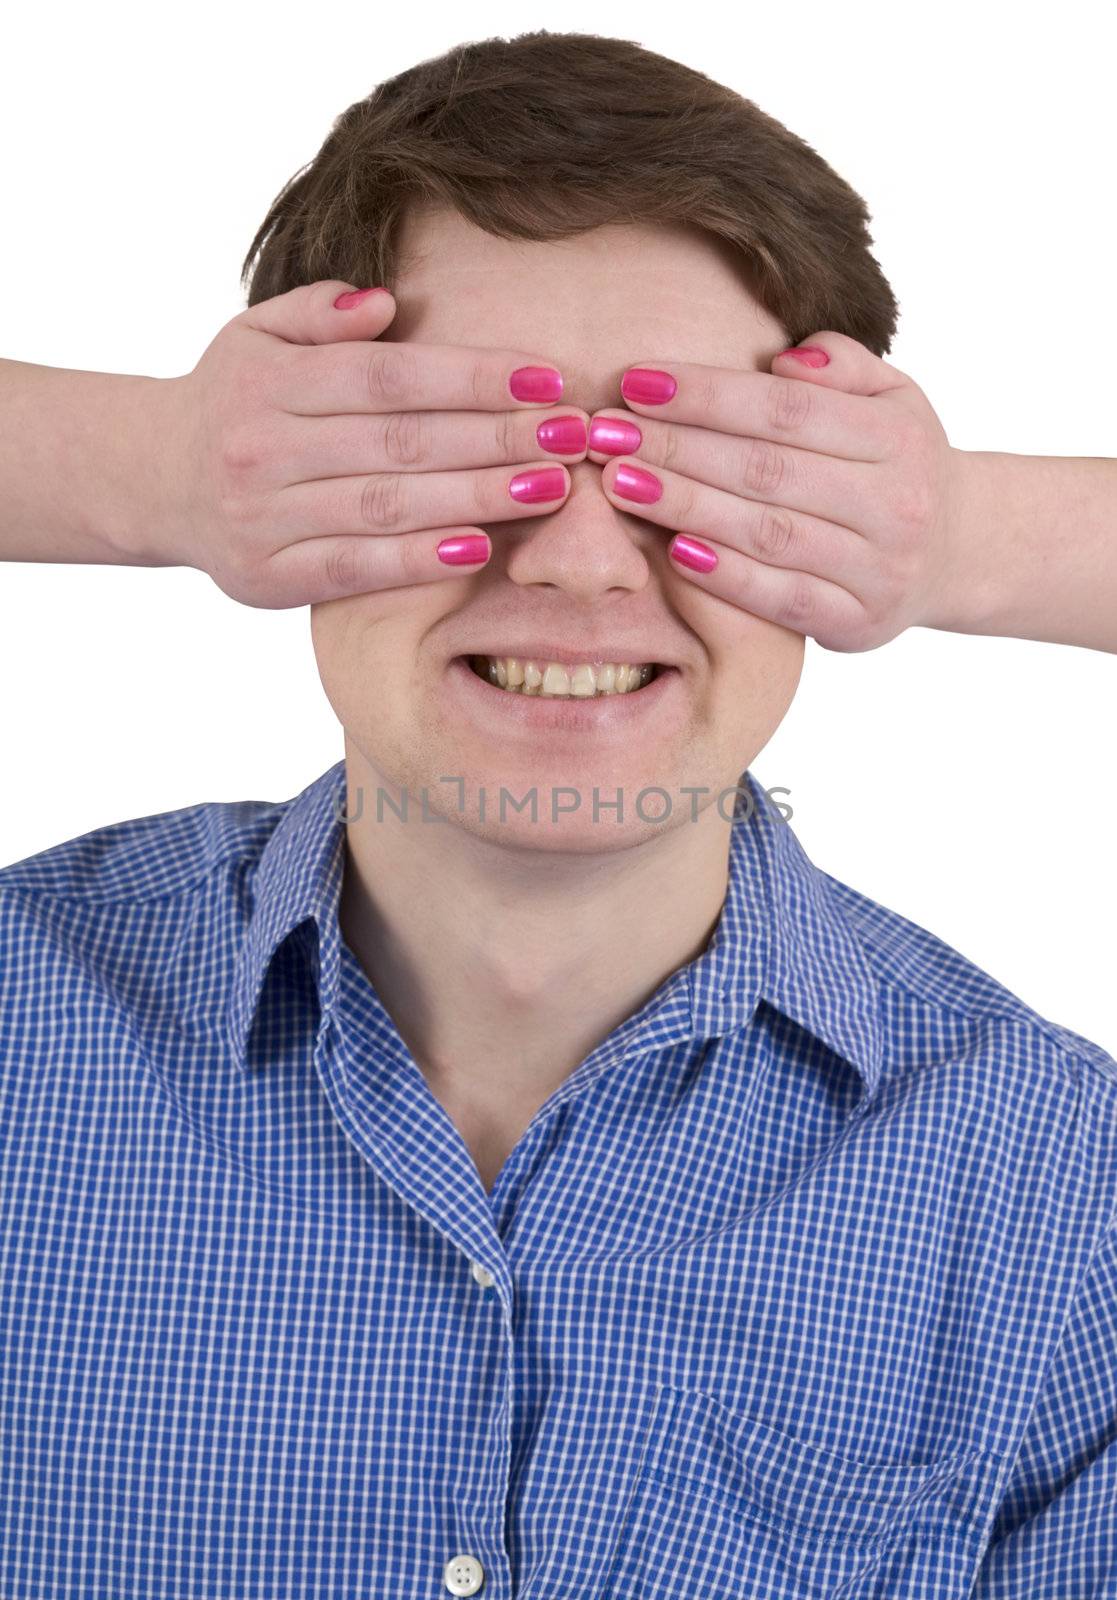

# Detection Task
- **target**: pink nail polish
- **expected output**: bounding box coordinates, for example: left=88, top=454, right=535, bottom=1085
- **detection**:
left=536, top=415, right=588, bottom=454
left=589, top=417, right=643, bottom=455
left=620, top=368, right=677, bottom=405
left=437, top=533, right=490, bottom=566
left=333, top=287, right=389, bottom=309
left=613, top=463, right=662, bottom=504
left=775, top=346, right=829, bottom=368
left=509, top=366, right=564, bottom=402
left=670, top=535, right=718, bottom=573
left=508, top=466, right=567, bottom=504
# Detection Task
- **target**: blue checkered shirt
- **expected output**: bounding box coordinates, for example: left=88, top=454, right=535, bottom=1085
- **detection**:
left=2, top=757, right=1116, bottom=1598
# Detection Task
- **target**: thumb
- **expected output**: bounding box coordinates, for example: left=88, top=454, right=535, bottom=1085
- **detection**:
left=236, top=279, right=397, bottom=347
left=771, top=329, right=911, bottom=399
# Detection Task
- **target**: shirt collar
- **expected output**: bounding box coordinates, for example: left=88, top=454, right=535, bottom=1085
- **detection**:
left=727, top=778, right=884, bottom=1103
left=226, top=760, right=348, bottom=1075
left=226, top=762, right=882, bottom=1103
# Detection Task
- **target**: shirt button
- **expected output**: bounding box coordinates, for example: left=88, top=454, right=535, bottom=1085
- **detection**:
left=470, top=1260, right=495, bottom=1290
left=444, top=1552, right=484, bottom=1594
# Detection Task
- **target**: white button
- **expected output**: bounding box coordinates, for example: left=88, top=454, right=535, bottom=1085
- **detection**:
left=470, top=1260, right=495, bottom=1289
left=444, top=1552, right=484, bottom=1594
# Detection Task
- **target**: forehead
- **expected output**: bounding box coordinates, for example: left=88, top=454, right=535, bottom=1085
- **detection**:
left=384, top=203, right=786, bottom=411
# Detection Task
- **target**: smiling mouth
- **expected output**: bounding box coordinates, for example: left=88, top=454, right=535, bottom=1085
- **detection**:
left=466, top=655, right=662, bottom=697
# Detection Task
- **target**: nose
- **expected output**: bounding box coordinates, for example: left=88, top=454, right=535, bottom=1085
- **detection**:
left=499, top=459, right=653, bottom=602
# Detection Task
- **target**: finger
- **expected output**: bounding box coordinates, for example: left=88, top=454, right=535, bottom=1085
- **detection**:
left=265, top=526, right=492, bottom=606
left=237, top=279, right=401, bottom=346
left=264, top=406, right=589, bottom=486
left=599, top=454, right=877, bottom=582
left=266, top=460, right=570, bottom=543
left=271, top=338, right=568, bottom=418
left=613, top=353, right=908, bottom=462
left=664, top=533, right=873, bottom=652
left=770, top=329, right=913, bottom=398
left=591, top=412, right=880, bottom=532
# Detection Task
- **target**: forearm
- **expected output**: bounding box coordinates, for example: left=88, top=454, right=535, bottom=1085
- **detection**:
left=0, top=358, right=178, bottom=566
left=935, top=449, right=1117, bottom=652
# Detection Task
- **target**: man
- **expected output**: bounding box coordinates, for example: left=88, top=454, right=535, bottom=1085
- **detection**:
left=2, top=31, right=1116, bottom=1600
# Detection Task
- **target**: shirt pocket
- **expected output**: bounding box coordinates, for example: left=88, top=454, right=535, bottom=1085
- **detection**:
left=600, top=1386, right=991, bottom=1600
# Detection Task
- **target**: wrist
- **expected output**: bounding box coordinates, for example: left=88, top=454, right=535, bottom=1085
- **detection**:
left=919, top=448, right=1008, bottom=637
left=107, top=374, right=191, bottom=568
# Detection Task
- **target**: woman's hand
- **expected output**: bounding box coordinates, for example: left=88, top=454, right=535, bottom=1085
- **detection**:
left=148, top=281, right=589, bottom=608
left=588, top=331, right=969, bottom=652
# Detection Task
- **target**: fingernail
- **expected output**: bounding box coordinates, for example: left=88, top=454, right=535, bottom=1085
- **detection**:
left=536, top=415, right=588, bottom=454
left=333, top=287, right=389, bottom=309
left=509, top=366, right=564, bottom=402
left=620, top=367, right=677, bottom=405
left=508, top=466, right=567, bottom=504
left=589, top=416, right=643, bottom=455
left=670, top=535, right=718, bottom=573
left=437, top=533, right=490, bottom=566
left=775, top=346, right=829, bottom=368
left=613, top=463, right=662, bottom=504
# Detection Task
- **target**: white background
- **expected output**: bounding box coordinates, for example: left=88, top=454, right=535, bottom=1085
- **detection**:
left=2, top=1, right=1114, bottom=1053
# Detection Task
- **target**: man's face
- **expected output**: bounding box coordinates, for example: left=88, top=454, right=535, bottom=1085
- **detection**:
left=311, top=204, right=805, bottom=851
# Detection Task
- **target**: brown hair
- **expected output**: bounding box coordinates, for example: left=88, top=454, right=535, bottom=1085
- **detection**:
left=240, top=31, right=899, bottom=355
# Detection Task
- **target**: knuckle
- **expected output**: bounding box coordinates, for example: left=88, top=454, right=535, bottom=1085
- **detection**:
left=469, top=361, right=487, bottom=409
left=752, top=505, right=797, bottom=563
left=658, top=423, right=681, bottom=474
left=766, top=375, right=813, bottom=435
left=892, top=476, right=934, bottom=534
left=216, top=422, right=265, bottom=482
left=215, top=482, right=263, bottom=535
left=495, top=408, right=517, bottom=460
left=380, top=408, right=427, bottom=467
left=395, top=534, right=431, bottom=587
left=672, top=478, right=701, bottom=530
left=359, top=472, right=408, bottom=532
left=470, top=467, right=498, bottom=524
left=211, top=543, right=259, bottom=606
left=738, top=438, right=788, bottom=499
left=366, top=345, right=416, bottom=408
left=780, top=578, right=816, bottom=628
left=891, top=542, right=921, bottom=596
left=324, top=540, right=361, bottom=596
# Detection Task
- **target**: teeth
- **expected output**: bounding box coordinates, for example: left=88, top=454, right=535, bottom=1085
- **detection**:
left=471, top=657, right=658, bottom=696
left=542, top=663, right=571, bottom=696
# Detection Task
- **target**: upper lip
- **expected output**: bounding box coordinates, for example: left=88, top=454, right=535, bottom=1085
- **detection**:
left=456, top=642, right=677, bottom=668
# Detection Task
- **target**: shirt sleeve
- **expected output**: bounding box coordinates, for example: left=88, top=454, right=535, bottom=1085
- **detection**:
left=971, top=1217, right=1117, bottom=1598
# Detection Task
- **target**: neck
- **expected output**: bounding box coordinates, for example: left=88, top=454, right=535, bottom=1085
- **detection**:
left=337, top=747, right=734, bottom=1111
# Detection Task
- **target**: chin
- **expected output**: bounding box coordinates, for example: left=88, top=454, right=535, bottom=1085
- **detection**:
left=419, top=794, right=698, bottom=855
left=354, top=726, right=720, bottom=853
left=458, top=727, right=702, bottom=835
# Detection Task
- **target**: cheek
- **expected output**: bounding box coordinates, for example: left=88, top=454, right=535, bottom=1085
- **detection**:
left=724, top=614, right=804, bottom=690
left=700, top=610, right=805, bottom=752
left=310, top=594, right=414, bottom=721
left=311, top=587, right=469, bottom=762
left=671, top=578, right=803, bottom=688
left=311, top=597, right=366, bottom=712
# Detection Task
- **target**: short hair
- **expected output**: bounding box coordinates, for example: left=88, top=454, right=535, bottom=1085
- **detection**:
left=241, top=30, right=899, bottom=355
